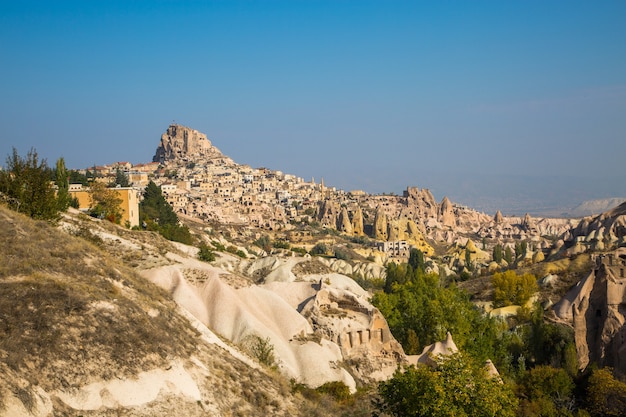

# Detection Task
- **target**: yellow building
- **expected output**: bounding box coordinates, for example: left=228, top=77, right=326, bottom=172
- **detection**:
left=69, top=184, right=140, bottom=228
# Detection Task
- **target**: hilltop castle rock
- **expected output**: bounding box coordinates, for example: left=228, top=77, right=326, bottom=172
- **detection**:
left=153, top=124, right=224, bottom=163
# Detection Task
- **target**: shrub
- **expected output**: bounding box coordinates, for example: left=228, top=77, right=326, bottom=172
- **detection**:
left=310, top=243, right=328, bottom=256
left=253, top=235, right=272, bottom=252
left=245, top=335, right=276, bottom=368
left=316, top=381, right=351, bottom=402
left=211, top=241, right=226, bottom=251
left=291, top=247, right=307, bottom=255
left=334, top=247, right=351, bottom=261
left=198, top=243, right=215, bottom=262
left=273, top=239, right=290, bottom=249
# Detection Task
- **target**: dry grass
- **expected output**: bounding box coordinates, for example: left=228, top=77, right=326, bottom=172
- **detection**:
left=0, top=205, right=371, bottom=415
left=0, top=206, right=199, bottom=391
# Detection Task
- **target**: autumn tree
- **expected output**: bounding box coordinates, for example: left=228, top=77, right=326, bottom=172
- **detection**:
left=492, top=270, right=538, bottom=308
left=88, top=181, right=123, bottom=223
left=585, top=368, right=626, bottom=417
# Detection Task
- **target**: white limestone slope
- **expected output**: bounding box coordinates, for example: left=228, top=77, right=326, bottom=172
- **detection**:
left=141, top=252, right=405, bottom=391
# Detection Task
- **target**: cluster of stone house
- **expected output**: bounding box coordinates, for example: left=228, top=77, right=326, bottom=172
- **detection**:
left=72, top=157, right=420, bottom=259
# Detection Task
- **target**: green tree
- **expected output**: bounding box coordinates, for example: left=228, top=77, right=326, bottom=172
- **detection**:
left=0, top=147, right=59, bottom=220
left=518, top=365, right=575, bottom=417
left=493, top=244, right=503, bottom=263
left=88, top=181, right=123, bottom=223
left=522, top=306, right=577, bottom=370
left=55, top=157, right=71, bottom=211
left=198, top=243, right=215, bottom=262
left=378, top=353, right=518, bottom=417
left=113, top=168, right=130, bottom=187
left=504, top=246, right=514, bottom=264
left=408, top=248, right=425, bottom=273
left=139, top=181, right=192, bottom=244
left=492, top=270, right=538, bottom=308
left=68, top=169, right=89, bottom=186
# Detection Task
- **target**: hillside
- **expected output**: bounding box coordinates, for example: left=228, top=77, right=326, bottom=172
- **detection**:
left=0, top=206, right=355, bottom=416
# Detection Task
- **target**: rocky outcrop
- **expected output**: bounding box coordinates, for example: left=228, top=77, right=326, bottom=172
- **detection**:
left=404, top=187, right=439, bottom=221
left=373, top=206, right=388, bottom=241
left=351, top=207, right=364, bottom=236
left=153, top=124, right=224, bottom=163
left=566, top=202, right=626, bottom=252
left=494, top=210, right=503, bottom=224
left=337, top=206, right=353, bottom=234
left=554, top=249, right=626, bottom=375
left=317, top=200, right=338, bottom=228
left=438, top=196, right=456, bottom=228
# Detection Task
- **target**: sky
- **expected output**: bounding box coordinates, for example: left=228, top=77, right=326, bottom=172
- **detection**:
left=1, top=1, right=625, bottom=214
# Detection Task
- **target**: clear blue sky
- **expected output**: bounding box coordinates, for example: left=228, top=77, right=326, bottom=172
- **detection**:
left=1, top=1, right=625, bottom=213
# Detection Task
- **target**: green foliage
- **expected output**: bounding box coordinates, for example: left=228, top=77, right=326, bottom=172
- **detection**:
left=373, top=264, right=509, bottom=364
left=584, top=368, right=626, bottom=417
left=408, top=248, right=425, bottom=272
left=139, top=181, right=192, bottom=244
left=54, top=157, right=71, bottom=212
left=246, top=335, right=276, bottom=368
left=504, top=246, right=514, bottom=264
left=492, top=270, right=538, bottom=308
left=254, top=235, right=272, bottom=252
left=68, top=169, right=89, bottom=186
left=349, top=235, right=369, bottom=245
left=0, top=147, right=60, bottom=221
left=113, top=168, right=130, bottom=187
left=211, top=241, right=226, bottom=251
left=310, top=243, right=328, bottom=256
left=291, top=247, right=307, bottom=255
left=315, top=381, right=351, bottom=402
left=333, top=247, right=351, bottom=261
left=88, top=181, right=123, bottom=224
left=198, top=243, right=215, bottom=262
left=521, top=306, right=578, bottom=370
left=518, top=365, right=576, bottom=416
left=226, top=245, right=246, bottom=258
left=273, top=239, right=290, bottom=249
left=378, top=353, right=518, bottom=417
left=493, top=244, right=504, bottom=263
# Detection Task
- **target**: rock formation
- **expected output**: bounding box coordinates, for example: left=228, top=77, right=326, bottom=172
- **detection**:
left=438, top=196, right=456, bottom=228
left=351, top=207, right=364, bottom=236
left=153, top=124, right=224, bottom=163
left=404, top=187, right=439, bottom=221
left=553, top=248, right=626, bottom=375
left=566, top=202, right=626, bottom=252
left=373, top=206, right=388, bottom=241
left=317, top=200, right=338, bottom=228
left=494, top=210, right=503, bottom=224
left=337, top=206, right=353, bottom=234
